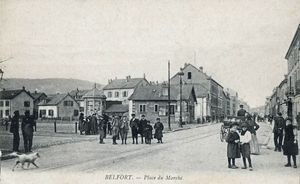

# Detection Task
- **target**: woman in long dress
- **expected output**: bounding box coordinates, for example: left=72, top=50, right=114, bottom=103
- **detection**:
left=246, top=114, right=260, bottom=155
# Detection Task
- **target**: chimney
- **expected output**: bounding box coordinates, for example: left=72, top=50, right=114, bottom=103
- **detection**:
left=143, top=73, right=146, bottom=79
left=199, top=66, right=203, bottom=72
left=2, top=88, right=5, bottom=91
left=184, top=63, right=188, bottom=67
left=108, top=79, right=112, bottom=84
left=35, top=90, right=37, bottom=94
left=22, top=86, right=25, bottom=90
left=126, top=75, right=131, bottom=82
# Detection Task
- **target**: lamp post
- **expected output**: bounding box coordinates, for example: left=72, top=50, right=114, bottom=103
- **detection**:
left=178, top=69, right=184, bottom=128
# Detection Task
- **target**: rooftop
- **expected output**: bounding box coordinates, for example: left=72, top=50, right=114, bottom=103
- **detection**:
left=103, top=77, right=148, bottom=90
left=0, top=88, right=33, bottom=100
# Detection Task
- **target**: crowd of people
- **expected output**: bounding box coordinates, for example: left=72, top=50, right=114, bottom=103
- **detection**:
left=226, top=105, right=299, bottom=171
left=78, top=113, right=165, bottom=145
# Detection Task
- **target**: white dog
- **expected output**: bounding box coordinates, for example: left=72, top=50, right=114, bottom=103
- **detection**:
left=10, top=152, right=40, bottom=171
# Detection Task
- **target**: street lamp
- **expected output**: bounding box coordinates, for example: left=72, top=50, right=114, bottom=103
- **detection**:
left=178, top=69, right=184, bottom=128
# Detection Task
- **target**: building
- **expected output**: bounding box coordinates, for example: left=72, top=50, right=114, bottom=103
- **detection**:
left=171, top=63, right=224, bottom=121
left=38, top=93, right=80, bottom=119
left=277, top=77, right=288, bottom=118
left=0, top=87, right=34, bottom=118
left=82, top=85, right=106, bottom=116
left=103, top=76, right=149, bottom=104
left=222, top=91, right=231, bottom=117
left=30, top=91, right=47, bottom=119
left=224, top=88, right=239, bottom=116
left=128, top=84, right=197, bottom=124
left=69, top=88, right=89, bottom=113
left=285, top=24, right=300, bottom=119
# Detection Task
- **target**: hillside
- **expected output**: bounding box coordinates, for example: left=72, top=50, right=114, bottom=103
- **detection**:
left=0, top=78, right=103, bottom=94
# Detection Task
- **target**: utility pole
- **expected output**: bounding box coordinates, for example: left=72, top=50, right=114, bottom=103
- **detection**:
left=168, top=61, right=171, bottom=130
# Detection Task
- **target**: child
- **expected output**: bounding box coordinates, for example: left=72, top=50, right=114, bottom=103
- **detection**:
left=226, top=123, right=240, bottom=169
left=154, top=118, right=164, bottom=143
left=239, top=123, right=253, bottom=171
left=144, top=121, right=153, bottom=144
left=282, top=117, right=298, bottom=168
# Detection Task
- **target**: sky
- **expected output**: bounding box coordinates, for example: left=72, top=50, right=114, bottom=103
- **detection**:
left=0, top=0, right=300, bottom=108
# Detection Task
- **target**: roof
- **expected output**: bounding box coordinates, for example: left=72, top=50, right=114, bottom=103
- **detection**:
left=128, top=84, right=197, bottom=102
left=38, top=93, right=75, bottom=106
left=170, top=63, right=209, bottom=81
left=105, top=104, right=129, bottom=113
left=0, top=89, right=34, bottom=100
left=103, top=78, right=148, bottom=90
left=69, top=89, right=89, bottom=97
left=285, top=24, right=300, bottom=59
left=82, top=87, right=106, bottom=99
left=30, top=92, right=47, bottom=100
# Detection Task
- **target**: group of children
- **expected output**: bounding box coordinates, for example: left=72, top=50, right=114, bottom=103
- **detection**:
left=226, top=122, right=253, bottom=171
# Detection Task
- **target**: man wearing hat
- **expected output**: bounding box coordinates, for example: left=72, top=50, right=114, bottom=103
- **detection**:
left=130, top=114, right=139, bottom=144
left=21, top=111, right=36, bottom=153
left=10, top=111, right=20, bottom=152
left=237, top=105, right=247, bottom=118
left=138, top=114, right=148, bottom=144
left=273, top=112, right=285, bottom=152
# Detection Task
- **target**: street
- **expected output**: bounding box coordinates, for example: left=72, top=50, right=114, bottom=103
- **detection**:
left=1, top=122, right=299, bottom=184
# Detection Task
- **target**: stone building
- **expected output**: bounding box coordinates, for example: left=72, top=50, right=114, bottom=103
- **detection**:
left=38, top=93, right=79, bottom=119
left=170, top=63, right=223, bottom=121
left=285, top=24, right=300, bottom=119
left=82, top=86, right=106, bottom=116
left=128, top=84, right=197, bottom=124
left=0, top=87, right=34, bottom=118
left=103, top=76, right=149, bottom=104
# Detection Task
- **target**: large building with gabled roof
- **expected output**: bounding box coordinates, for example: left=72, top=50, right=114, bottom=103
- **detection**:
left=0, top=87, right=34, bottom=118
left=103, top=75, right=149, bottom=104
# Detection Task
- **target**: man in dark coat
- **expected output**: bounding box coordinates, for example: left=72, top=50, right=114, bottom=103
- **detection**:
left=130, top=114, right=139, bottom=144
left=273, top=112, right=285, bottom=152
left=237, top=105, right=247, bottom=120
left=10, top=111, right=20, bottom=152
left=154, top=117, right=164, bottom=143
left=138, top=115, right=148, bottom=144
left=21, top=111, right=36, bottom=153
left=91, top=114, right=98, bottom=135
left=102, top=114, right=109, bottom=138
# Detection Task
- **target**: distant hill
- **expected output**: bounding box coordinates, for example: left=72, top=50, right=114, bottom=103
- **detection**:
left=0, top=78, right=103, bottom=94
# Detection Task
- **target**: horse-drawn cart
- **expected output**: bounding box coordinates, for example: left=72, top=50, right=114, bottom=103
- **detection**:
left=220, top=116, right=245, bottom=142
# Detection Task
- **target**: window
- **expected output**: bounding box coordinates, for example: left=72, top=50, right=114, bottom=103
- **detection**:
left=74, top=110, right=79, bottom=116
left=108, top=92, right=112, bottom=98
left=159, top=106, right=166, bottom=116
left=24, top=101, right=30, bottom=107
left=0, top=110, right=2, bottom=118
left=48, top=110, right=54, bottom=117
left=5, top=101, right=9, bottom=107
left=79, top=107, right=84, bottom=112
left=5, top=110, right=9, bottom=116
left=167, top=105, right=175, bottom=115
left=115, top=91, right=119, bottom=97
left=188, top=72, right=192, bottom=79
left=40, top=110, right=46, bottom=118
left=122, top=91, right=127, bottom=97
left=0, top=101, right=3, bottom=107
left=139, top=104, right=146, bottom=112
left=154, top=104, right=159, bottom=112
left=63, top=101, right=73, bottom=106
